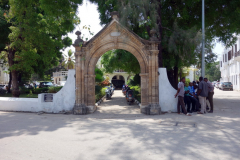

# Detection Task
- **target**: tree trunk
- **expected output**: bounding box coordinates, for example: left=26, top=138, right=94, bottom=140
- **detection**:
left=8, top=49, right=20, bottom=97
left=11, top=70, right=20, bottom=97
left=167, top=69, right=177, bottom=89
left=173, top=66, right=178, bottom=89
left=157, top=1, right=163, bottom=67
left=7, top=71, right=12, bottom=93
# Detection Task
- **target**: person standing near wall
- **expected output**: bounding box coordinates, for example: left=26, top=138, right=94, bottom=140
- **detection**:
left=188, top=82, right=201, bottom=112
left=175, top=77, right=191, bottom=116
left=197, top=77, right=209, bottom=114
left=204, top=78, right=214, bottom=113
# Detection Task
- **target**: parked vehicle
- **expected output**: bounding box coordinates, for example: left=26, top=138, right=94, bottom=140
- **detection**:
left=122, top=85, right=127, bottom=95
left=126, top=88, right=135, bottom=105
left=215, top=82, right=220, bottom=88
left=39, top=82, right=54, bottom=88
left=0, top=84, right=7, bottom=90
left=24, top=84, right=34, bottom=89
left=110, top=84, right=114, bottom=95
left=219, top=82, right=233, bottom=91
left=105, top=86, right=112, bottom=100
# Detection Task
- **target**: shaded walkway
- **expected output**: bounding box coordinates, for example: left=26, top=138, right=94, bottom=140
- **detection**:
left=89, top=90, right=146, bottom=119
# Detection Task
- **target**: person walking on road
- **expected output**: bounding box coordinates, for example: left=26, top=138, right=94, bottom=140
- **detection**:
left=197, top=77, right=209, bottom=114
left=175, top=77, right=191, bottom=116
left=204, top=78, right=214, bottom=113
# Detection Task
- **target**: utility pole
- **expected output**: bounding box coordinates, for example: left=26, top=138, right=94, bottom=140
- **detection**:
left=201, top=0, right=205, bottom=77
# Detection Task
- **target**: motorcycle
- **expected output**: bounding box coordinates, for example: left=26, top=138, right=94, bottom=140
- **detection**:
left=126, top=88, right=135, bottom=105
left=122, top=85, right=127, bottom=95
left=110, top=85, right=114, bottom=95
left=105, top=87, right=112, bottom=100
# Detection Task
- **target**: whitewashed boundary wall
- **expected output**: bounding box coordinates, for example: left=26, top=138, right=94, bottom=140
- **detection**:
left=0, top=69, right=178, bottom=113
left=0, top=69, right=75, bottom=113
left=158, top=68, right=178, bottom=112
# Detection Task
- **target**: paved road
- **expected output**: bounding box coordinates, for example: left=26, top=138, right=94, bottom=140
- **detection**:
left=0, top=89, right=240, bottom=160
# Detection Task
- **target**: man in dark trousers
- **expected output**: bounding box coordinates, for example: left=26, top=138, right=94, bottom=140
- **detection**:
left=175, top=77, right=191, bottom=116
left=197, top=77, right=209, bottom=114
left=204, top=78, right=214, bottom=113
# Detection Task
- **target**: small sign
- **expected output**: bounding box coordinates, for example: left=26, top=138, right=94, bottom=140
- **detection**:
left=44, top=94, right=53, bottom=102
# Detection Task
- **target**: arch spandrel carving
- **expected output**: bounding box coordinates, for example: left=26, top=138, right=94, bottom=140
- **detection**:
left=73, top=12, right=161, bottom=115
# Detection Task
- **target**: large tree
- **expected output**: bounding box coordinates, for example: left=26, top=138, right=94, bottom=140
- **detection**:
left=205, top=62, right=221, bottom=82
left=0, top=0, right=83, bottom=97
left=90, top=0, right=239, bottom=88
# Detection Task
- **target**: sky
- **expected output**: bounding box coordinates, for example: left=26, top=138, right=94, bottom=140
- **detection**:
left=63, top=0, right=103, bottom=56
left=64, top=0, right=225, bottom=60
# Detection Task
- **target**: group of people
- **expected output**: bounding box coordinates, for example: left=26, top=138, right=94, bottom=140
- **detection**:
left=175, top=76, right=214, bottom=116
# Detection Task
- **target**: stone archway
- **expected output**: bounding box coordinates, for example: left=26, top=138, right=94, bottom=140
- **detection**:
left=73, top=12, right=160, bottom=115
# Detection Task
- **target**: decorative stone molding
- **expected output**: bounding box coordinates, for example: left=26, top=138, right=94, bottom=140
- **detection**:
left=73, top=11, right=161, bottom=115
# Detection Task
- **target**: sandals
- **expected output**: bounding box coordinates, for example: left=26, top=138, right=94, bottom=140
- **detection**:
left=186, top=113, right=191, bottom=116
left=197, top=112, right=203, bottom=114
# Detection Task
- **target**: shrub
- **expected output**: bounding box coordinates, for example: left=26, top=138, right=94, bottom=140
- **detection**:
left=98, top=79, right=111, bottom=87
left=19, top=87, right=32, bottom=94
left=32, top=87, right=49, bottom=94
left=185, top=78, right=190, bottom=87
left=129, top=85, right=141, bottom=102
left=48, top=86, right=63, bottom=93
left=0, top=89, right=7, bottom=95
left=95, top=86, right=107, bottom=102
left=127, top=74, right=140, bottom=86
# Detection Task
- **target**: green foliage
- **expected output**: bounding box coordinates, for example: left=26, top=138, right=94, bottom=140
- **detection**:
left=63, top=49, right=75, bottom=70
left=48, top=86, right=63, bottom=93
left=0, top=0, right=83, bottom=97
left=5, top=0, right=82, bottom=75
left=185, top=79, right=190, bottom=87
left=27, top=90, right=35, bottom=98
left=90, top=0, right=239, bottom=85
left=19, top=87, right=32, bottom=94
left=95, top=67, right=104, bottom=82
left=101, top=49, right=140, bottom=74
left=205, top=62, right=221, bottom=82
left=95, top=86, right=107, bottom=102
left=129, top=85, right=141, bottom=102
left=32, top=87, right=49, bottom=94
left=127, top=74, right=140, bottom=86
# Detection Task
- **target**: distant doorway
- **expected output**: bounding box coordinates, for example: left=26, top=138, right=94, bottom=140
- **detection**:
left=111, top=75, right=125, bottom=89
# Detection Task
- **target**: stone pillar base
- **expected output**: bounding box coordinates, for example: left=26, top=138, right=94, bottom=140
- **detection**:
left=73, top=104, right=89, bottom=115
left=87, top=105, right=97, bottom=113
left=141, top=104, right=161, bottom=115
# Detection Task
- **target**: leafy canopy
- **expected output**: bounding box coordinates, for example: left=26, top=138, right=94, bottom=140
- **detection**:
left=101, top=49, right=140, bottom=74
left=4, top=0, right=83, bottom=76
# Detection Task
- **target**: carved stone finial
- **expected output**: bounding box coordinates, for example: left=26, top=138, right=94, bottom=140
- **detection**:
left=75, top=31, right=81, bottom=38
left=111, top=11, right=119, bottom=21
left=150, top=29, right=158, bottom=41
left=73, top=31, right=84, bottom=47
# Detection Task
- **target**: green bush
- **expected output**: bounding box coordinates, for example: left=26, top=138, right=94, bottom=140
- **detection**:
left=0, top=89, right=7, bottom=95
left=32, top=87, right=49, bottom=94
left=185, top=78, right=190, bottom=87
left=19, top=87, right=32, bottom=94
left=95, top=86, right=107, bottom=102
left=127, top=74, right=140, bottom=86
left=129, top=85, right=141, bottom=102
left=48, top=86, right=63, bottom=93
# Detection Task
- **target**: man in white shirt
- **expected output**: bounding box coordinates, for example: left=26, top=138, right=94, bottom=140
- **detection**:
left=174, top=77, right=191, bottom=116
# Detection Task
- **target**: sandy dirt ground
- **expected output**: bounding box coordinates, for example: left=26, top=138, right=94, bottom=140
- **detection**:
left=0, top=89, right=240, bottom=160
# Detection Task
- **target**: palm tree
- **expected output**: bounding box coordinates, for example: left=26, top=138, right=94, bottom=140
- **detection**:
left=64, top=49, right=75, bottom=70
